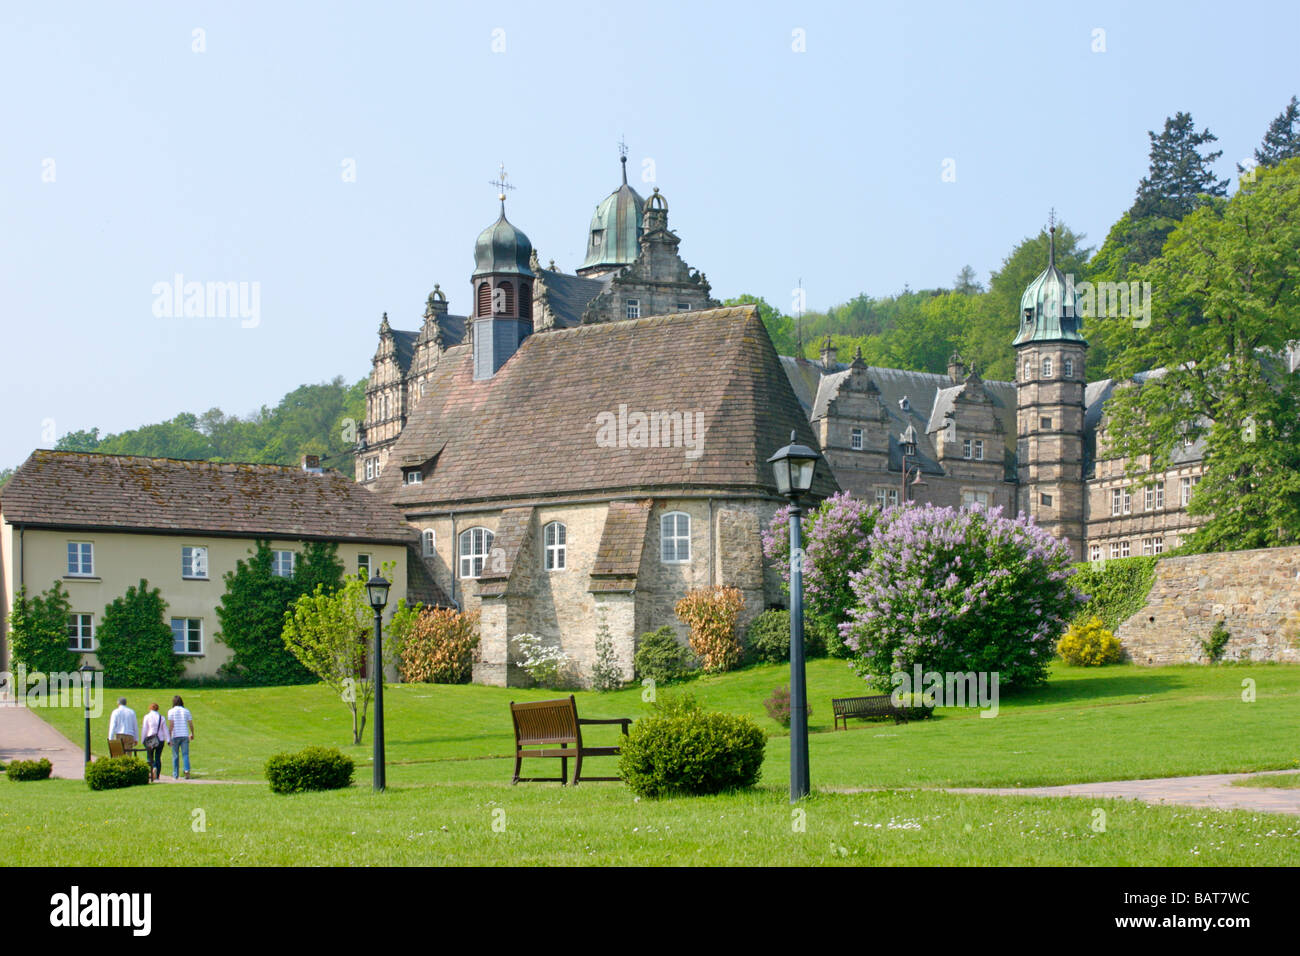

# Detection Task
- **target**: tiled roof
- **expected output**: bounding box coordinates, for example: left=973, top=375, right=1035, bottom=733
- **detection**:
left=378, top=305, right=837, bottom=508
left=405, top=543, right=454, bottom=607
left=0, top=451, right=415, bottom=543
left=537, top=269, right=608, bottom=327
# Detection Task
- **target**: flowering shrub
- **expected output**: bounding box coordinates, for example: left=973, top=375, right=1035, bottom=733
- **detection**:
left=1057, top=616, right=1123, bottom=666
left=509, top=632, right=570, bottom=688
left=842, top=505, right=1084, bottom=690
left=762, top=492, right=876, bottom=656
left=675, top=586, right=745, bottom=673
left=762, top=684, right=812, bottom=728
left=398, top=607, right=480, bottom=684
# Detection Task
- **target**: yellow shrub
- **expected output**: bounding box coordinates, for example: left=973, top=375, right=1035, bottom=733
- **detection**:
left=1057, top=616, right=1123, bottom=666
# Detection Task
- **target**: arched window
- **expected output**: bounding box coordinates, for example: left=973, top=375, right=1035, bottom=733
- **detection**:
left=543, top=521, right=566, bottom=571
left=499, top=281, right=514, bottom=315
left=422, top=529, right=435, bottom=558
left=459, top=527, right=494, bottom=579
left=1042, top=356, right=1053, bottom=378
left=476, top=281, right=492, bottom=316
left=660, top=511, right=691, bottom=564
left=1063, top=357, right=1074, bottom=379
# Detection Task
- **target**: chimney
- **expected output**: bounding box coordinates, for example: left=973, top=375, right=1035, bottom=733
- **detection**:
left=947, top=350, right=966, bottom=383
left=820, top=334, right=838, bottom=370
left=301, top=455, right=322, bottom=474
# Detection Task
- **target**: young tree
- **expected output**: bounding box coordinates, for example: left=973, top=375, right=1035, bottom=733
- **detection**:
left=6, top=582, right=79, bottom=674
left=281, top=569, right=403, bottom=744
left=94, top=580, right=183, bottom=687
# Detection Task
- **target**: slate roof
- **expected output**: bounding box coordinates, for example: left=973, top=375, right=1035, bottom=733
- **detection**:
left=377, top=305, right=837, bottom=508
left=1, top=451, right=415, bottom=543
left=590, top=499, right=652, bottom=592
left=392, top=330, right=418, bottom=372
left=477, top=507, right=534, bottom=597
left=537, top=269, right=609, bottom=327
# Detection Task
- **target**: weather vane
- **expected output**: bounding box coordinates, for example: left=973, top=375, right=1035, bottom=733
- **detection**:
left=490, top=162, right=515, bottom=209
left=1048, top=207, right=1056, bottom=233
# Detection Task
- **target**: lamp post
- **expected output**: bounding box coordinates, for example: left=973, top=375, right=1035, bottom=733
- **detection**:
left=79, top=663, right=94, bottom=766
left=365, top=574, right=391, bottom=792
left=899, top=425, right=927, bottom=504
left=767, top=430, right=822, bottom=803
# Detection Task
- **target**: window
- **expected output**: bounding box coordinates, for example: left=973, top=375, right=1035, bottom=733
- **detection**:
left=365, top=457, right=376, bottom=481
left=1063, top=358, right=1074, bottom=379
left=676, top=302, right=691, bottom=312
left=1040, top=493, right=1053, bottom=507
left=875, top=487, right=899, bottom=509
left=1153, top=537, right=1165, bottom=555
left=626, top=298, right=641, bottom=319
left=962, top=490, right=991, bottom=509
left=272, top=550, right=295, bottom=578
left=1040, top=416, right=1052, bottom=430
left=67, top=613, right=94, bottom=652
left=962, top=439, right=972, bottom=459
left=974, top=440, right=984, bottom=461
left=358, top=553, right=372, bottom=577
left=1110, top=542, right=1121, bottom=559
left=543, top=521, right=567, bottom=571
left=1111, top=488, right=1123, bottom=516
left=660, top=512, right=691, bottom=563
left=182, top=546, right=208, bottom=579
left=1121, top=540, right=1131, bottom=558
left=1181, top=477, right=1192, bottom=506
left=1089, top=544, right=1102, bottom=563
left=1144, top=486, right=1154, bottom=511
left=459, top=527, right=495, bottom=579
left=422, top=529, right=435, bottom=558
left=1042, top=356, right=1053, bottom=377
left=1155, top=484, right=1165, bottom=509
left=171, top=618, right=202, bottom=655
left=850, top=428, right=864, bottom=450
left=1122, top=488, right=1132, bottom=514
left=404, top=468, right=422, bottom=485
left=66, top=541, right=94, bottom=577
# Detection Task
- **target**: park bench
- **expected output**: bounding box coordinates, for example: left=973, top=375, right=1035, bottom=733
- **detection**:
left=107, top=735, right=145, bottom=758
left=831, top=694, right=916, bottom=729
left=509, top=696, right=631, bottom=785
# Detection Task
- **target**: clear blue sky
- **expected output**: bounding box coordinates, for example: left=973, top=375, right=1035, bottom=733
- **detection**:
left=2, top=0, right=1296, bottom=469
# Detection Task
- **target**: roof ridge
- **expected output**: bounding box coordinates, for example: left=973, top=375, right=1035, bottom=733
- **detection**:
left=29, top=449, right=310, bottom=473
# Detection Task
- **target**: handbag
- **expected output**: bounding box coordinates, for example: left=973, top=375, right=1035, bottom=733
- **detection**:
left=143, top=713, right=161, bottom=750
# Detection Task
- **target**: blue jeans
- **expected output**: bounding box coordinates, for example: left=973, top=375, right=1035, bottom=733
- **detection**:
left=171, top=736, right=190, bottom=777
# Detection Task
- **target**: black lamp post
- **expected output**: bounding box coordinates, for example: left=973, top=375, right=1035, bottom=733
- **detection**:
left=79, top=663, right=94, bottom=766
left=365, top=573, right=391, bottom=792
left=767, top=430, right=822, bottom=802
left=899, top=425, right=927, bottom=503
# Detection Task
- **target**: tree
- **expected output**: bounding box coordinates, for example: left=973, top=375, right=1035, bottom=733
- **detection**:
left=6, top=582, right=79, bottom=675
left=1246, top=95, right=1300, bottom=171
left=953, top=265, right=983, bottom=295
left=281, top=570, right=403, bottom=744
left=722, top=294, right=798, bottom=356
left=1101, top=158, right=1300, bottom=552
left=54, top=428, right=101, bottom=452
left=94, top=580, right=183, bottom=687
left=0, top=467, right=10, bottom=491
left=214, top=541, right=345, bottom=685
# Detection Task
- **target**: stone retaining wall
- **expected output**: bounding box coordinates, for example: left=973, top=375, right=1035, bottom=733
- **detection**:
left=1116, top=545, right=1300, bottom=665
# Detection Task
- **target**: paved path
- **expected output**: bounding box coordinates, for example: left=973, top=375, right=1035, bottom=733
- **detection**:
left=941, top=770, right=1300, bottom=816
left=0, top=697, right=86, bottom=780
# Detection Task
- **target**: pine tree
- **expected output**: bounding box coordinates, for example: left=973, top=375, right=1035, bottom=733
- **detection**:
left=1249, top=95, right=1300, bottom=170
left=953, top=265, right=983, bottom=295
left=1132, top=112, right=1229, bottom=221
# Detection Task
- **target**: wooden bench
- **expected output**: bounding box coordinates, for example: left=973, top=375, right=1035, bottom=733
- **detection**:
left=107, top=735, right=145, bottom=759
left=510, top=696, right=631, bottom=785
left=832, top=695, right=915, bottom=729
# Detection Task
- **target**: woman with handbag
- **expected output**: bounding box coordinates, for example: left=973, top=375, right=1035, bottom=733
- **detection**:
left=141, top=702, right=169, bottom=782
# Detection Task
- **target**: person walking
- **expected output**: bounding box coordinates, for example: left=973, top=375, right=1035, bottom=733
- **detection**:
left=166, top=695, right=196, bottom=780
left=107, top=697, right=138, bottom=746
left=140, top=703, right=169, bottom=782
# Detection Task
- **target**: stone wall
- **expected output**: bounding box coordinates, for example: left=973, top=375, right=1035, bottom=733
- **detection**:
left=1116, top=545, right=1300, bottom=665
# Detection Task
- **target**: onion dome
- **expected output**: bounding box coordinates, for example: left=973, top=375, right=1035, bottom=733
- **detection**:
left=578, top=153, right=644, bottom=275
left=1013, top=226, right=1086, bottom=345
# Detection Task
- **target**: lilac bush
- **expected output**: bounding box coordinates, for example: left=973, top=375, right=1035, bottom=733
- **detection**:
left=762, top=492, right=876, bottom=655
left=841, top=504, right=1084, bottom=690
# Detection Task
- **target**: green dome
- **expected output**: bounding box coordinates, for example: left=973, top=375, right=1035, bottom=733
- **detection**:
left=1013, top=233, right=1086, bottom=346
left=578, top=161, right=644, bottom=274
left=473, top=211, right=535, bottom=278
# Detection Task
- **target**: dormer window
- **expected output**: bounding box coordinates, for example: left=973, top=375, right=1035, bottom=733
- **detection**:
left=403, top=468, right=423, bottom=485
left=850, top=428, right=864, bottom=450
left=590, top=229, right=604, bottom=249
left=626, top=298, right=641, bottom=319
left=898, top=396, right=910, bottom=412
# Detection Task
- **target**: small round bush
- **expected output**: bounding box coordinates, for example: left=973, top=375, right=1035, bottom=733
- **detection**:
left=633, top=626, right=698, bottom=685
left=6, top=757, right=53, bottom=782
left=618, top=697, right=766, bottom=798
left=265, top=746, right=355, bottom=794
left=1057, top=616, right=1124, bottom=666
left=86, top=756, right=150, bottom=791
left=745, top=609, right=826, bottom=664
left=762, top=684, right=812, bottom=728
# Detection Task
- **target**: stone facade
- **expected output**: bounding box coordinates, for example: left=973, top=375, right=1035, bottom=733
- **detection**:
left=1117, top=545, right=1300, bottom=664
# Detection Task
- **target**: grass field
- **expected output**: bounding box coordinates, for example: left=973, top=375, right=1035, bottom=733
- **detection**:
left=5, top=660, right=1299, bottom=866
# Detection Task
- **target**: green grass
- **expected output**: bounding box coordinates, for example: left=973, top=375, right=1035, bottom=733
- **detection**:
left=8, top=661, right=1300, bottom=866
left=1233, top=773, right=1300, bottom=789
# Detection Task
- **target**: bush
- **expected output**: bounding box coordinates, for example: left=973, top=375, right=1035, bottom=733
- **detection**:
left=887, top=692, right=935, bottom=722
left=1057, top=616, right=1124, bottom=666
left=1071, top=556, right=1157, bottom=630
left=842, top=505, right=1084, bottom=691
left=633, top=626, right=698, bottom=685
left=86, top=756, right=150, bottom=791
left=265, top=746, right=355, bottom=794
left=1202, top=619, right=1231, bottom=663
left=745, top=609, right=826, bottom=664
left=398, top=607, right=480, bottom=684
left=6, top=758, right=53, bottom=782
left=93, top=579, right=184, bottom=687
left=7, top=582, right=80, bottom=675
left=762, top=492, right=878, bottom=626
left=675, top=586, right=745, bottom=673
left=590, top=612, right=625, bottom=691
left=617, top=697, right=766, bottom=798
left=762, top=685, right=812, bottom=727
left=508, top=632, right=573, bottom=689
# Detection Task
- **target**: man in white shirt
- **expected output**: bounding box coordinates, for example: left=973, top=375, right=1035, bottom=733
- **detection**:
left=107, top=698, right=138, bottom=743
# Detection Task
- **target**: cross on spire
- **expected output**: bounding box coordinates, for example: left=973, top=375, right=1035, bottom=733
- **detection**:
left=1048, top=207, right=1057, bottom=266
left=618, top=136, right=629, bottom=184
left=490, top=162, right=515, bottom=213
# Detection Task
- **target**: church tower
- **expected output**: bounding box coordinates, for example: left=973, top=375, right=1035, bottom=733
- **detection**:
left=1014, top=223, right=1087, bottom=560
left=471, top=171, right=535, bottom=380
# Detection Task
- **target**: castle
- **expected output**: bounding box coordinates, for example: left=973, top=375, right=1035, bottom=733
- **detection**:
left=357, top=158, right=1214, bottom=684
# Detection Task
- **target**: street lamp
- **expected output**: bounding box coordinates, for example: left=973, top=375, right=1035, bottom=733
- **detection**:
left=767, top=430, right=822, bottom=803
left=899, top=425, right=927, bottom=503
left=366, top=573, right=391, bottom=792
left=79, top=663, right=95, bottom=766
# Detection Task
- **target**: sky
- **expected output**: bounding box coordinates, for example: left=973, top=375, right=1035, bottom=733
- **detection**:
left=2, top=0, right=1297, bottom=469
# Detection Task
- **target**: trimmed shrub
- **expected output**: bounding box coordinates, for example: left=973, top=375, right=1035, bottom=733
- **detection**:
left=633, top=626, right=698, bottom=685
left=590, top=613, right=625, bottom=691
left=94, top=579, right=184, bottom=687
left=762, top=684, right=812, bottom=728
left=6, top=758, right=53, bottom=782
left=746, top=609, right=826, bottom=664
left=86, top=756, right=150, bottom=791
left=618, top=697, right=766, bottom=798
left=1202, top=619, right=1231, bottom=663
left=675, top=586, right=745, bottom=673
left=1071, top=556, right=1157, bottom=630
left=265, top=746, right=355, bottom=794
left=1057, top=616, right=1124, bottom=666
left=398, top=607, right=480, bottom=684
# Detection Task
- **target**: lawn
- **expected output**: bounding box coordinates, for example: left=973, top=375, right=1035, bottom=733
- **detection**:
left=5, top=660, right=1299, bottom=866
